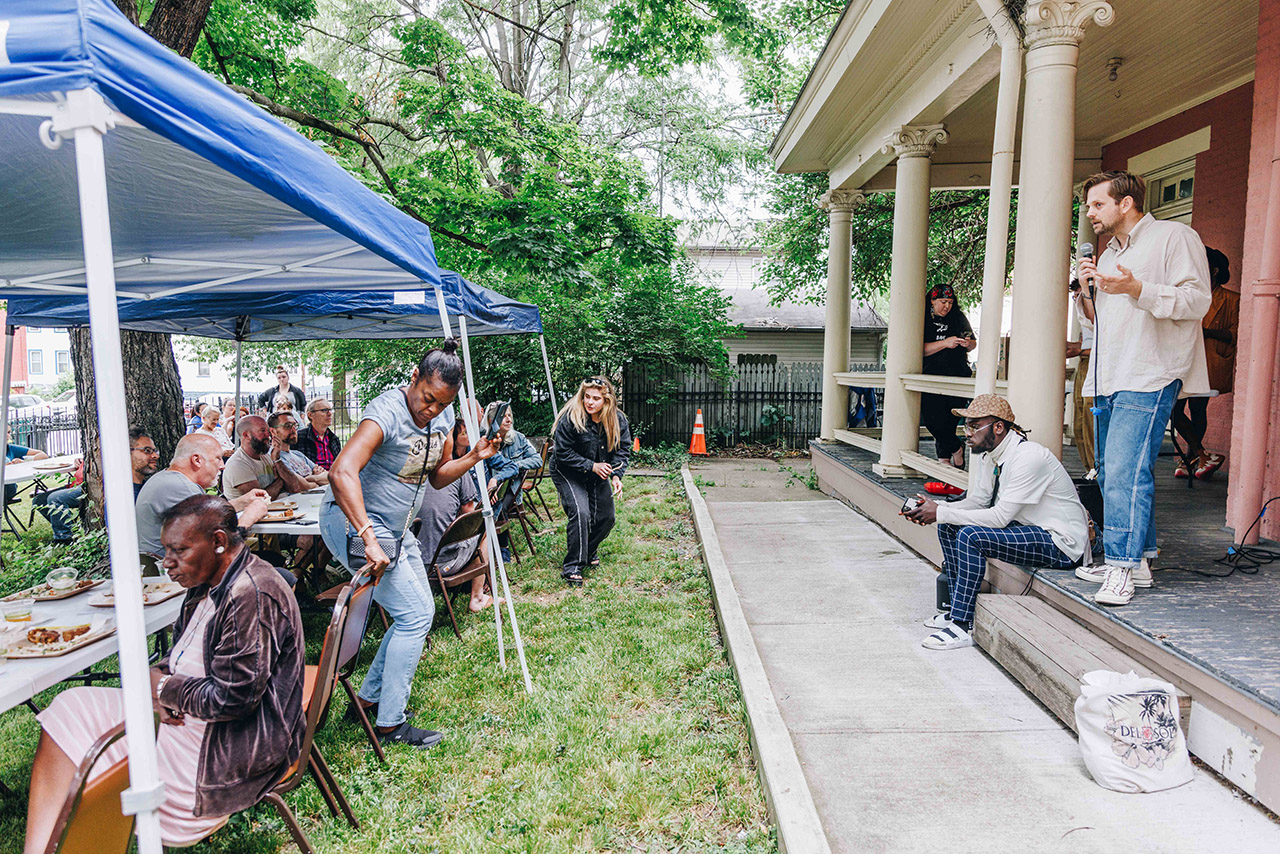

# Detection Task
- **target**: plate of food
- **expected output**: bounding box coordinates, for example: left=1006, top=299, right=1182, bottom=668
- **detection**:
left=262, top=508, right=307, bottom=523
left=267, top=499, right=298, bottom=512
left=3, top=578, right=104, bottom=602
left=89, top=581, right=185, bottom=608
left=34, top=461, right=73, bottom=471
left=3, top=618, right=115, bottom=658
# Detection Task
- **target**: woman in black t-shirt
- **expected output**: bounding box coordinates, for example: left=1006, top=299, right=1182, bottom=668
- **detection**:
left=921, top=284, right=976, bottom=467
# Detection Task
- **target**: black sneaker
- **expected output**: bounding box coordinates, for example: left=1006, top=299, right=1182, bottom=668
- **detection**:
left=344, top=700, right=377, bottom=726
left=376, top=721, right=443, bottom=749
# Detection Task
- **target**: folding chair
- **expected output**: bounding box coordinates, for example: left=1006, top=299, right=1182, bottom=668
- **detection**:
left=424, top=509, right=487, bottom=638
left=520, top=442, right=554, bottom=523
left=327, top=574, right=385, bottom=763
left=263, top=580, right=361, bottom=853
left=41, top=724, right=134, bottom=854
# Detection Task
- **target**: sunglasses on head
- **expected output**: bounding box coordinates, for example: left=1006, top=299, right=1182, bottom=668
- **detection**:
left=582, top=377, right=607, bottom=388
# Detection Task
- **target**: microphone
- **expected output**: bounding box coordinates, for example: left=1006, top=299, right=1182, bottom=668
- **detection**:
left=1079, top=243, right=1096, bottom=295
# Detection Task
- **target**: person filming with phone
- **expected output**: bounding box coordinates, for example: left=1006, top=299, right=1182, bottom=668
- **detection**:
left=318, top=340, right=497, bottom=750
left=921, top=283, right=976, bottom=468
left=903, top=395, right=1089, bottom=651
left=551, top=377, right=631, bottom=587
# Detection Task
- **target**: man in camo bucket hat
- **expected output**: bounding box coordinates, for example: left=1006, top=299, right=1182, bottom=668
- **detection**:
left=903, top=394, right=1089, bottom=650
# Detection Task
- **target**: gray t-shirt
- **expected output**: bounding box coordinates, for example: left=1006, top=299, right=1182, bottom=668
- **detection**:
left=280, top=449, right=314, bottom=479
left=135, top=470, right=203, bottom=555
left=222, top=447, right=275, bottom=498
left=415, top=468, right=480, bottom=560
left=324, top=389, right=455, bottom=537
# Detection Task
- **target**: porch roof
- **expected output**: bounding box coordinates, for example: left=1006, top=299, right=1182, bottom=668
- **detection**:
left=772, top=0, right=1258, bottom=190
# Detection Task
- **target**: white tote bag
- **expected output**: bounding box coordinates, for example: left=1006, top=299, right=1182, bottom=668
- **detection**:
left=1074, top=670, right=1194, bottom=793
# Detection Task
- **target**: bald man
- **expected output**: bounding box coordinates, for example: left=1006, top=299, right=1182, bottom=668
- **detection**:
left=224, top=415, right=311, bottom=500
left=135, top=433, right=271, bottom=555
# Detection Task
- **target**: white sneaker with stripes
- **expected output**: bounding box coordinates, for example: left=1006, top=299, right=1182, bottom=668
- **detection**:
left=1077, top=557, right=1152, bottom=588
left=1094, top=565, right=1136, bottom=606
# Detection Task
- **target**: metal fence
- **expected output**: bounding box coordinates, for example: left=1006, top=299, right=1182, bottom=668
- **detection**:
left=621, top=361, right=825, bottom=450
left=10, top=412, right=82, bottom=457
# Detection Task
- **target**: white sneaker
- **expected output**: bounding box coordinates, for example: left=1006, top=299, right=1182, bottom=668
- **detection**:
left=1094, top=565, right=1135, bottom=605
left=1077, top=557, right=1152, bottom=588
left=924, top=612, right=953, bottom=629
left=921, top=624, right=973, bottom=650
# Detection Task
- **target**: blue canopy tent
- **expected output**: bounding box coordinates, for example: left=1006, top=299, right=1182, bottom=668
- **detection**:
left=0, top=2, right=532, bottom=847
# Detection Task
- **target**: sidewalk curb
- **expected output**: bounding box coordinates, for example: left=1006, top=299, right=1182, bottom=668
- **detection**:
left=681, top=464, right=832, bottom=854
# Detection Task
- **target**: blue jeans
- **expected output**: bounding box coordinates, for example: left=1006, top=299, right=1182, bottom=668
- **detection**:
left=937, top=523, right=1074, bottom=624
left=320, top=499, right=435, bottom=728
left=34, top=485, right=83, bottom=541
left=1094, top=380, right=1181, bottom=566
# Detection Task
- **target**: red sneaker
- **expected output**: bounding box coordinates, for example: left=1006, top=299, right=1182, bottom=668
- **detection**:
left=924, top=481, right=965, bottom=497
left=1195, top=453, right=1224, bottom=480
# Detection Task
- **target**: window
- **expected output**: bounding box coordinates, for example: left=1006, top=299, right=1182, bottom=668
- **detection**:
left=737, top=353, right=778, bottom=366
left=197, top=361, right=211, bottom=378
left=28, top=350, right=43, bottom=374
left=1144, top=157, right=1195, bottom=223
left=55, top=350, right=70, bottom=375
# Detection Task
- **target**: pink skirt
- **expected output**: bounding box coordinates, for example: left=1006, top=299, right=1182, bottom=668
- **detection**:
left=38, top=686, right=228, bottom=847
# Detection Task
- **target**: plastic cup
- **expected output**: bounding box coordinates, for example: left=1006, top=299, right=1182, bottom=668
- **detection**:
left=2, top=598, right=35, bottom=622
left=46, top=567, right=79, bottom=591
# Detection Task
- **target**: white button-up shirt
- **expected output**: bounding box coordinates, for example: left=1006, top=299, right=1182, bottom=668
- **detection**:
left=1082, top=214, right=1211, bottom=397
left=935, top=433, right=1089, bottom=561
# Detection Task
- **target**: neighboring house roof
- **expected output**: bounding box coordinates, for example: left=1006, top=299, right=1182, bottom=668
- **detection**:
left=722, top=284, right=886, bottom=332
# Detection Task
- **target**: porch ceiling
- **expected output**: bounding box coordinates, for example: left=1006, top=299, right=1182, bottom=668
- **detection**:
left=774, top=0, right=1259, bottom=190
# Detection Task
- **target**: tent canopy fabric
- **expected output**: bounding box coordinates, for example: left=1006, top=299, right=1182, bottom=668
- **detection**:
left=0, top=0, right=448, bottom=300
left=4, top=273, right=543, bottom=340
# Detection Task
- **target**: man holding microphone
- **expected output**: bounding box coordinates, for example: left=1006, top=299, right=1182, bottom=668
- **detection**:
left=1078, top=171, right=1211, bottom=606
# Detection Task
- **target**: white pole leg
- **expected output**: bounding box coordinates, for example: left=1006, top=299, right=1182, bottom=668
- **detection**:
left=539, top=334, right=558, bottom=422
left=459, top=316, right=504, bottom=668
left=233, top=339, right=242, bottom=444
left=435, top=290, right=533, bottom=692
left=0, top=325, right=14, bottom=529
left=70, top=96, right=165, bottom=854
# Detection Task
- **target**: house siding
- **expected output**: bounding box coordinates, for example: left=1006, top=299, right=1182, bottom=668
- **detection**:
left=726, top=330, right=882, bottom=366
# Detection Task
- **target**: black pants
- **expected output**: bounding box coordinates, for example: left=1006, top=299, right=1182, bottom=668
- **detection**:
left=921, top=393, right=967, bottom=459
left=552, top=471, right=615, bottom=577
left=1171, top=397, right=1210, bottom=454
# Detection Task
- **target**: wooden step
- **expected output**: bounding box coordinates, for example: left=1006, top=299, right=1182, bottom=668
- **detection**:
left=974, top=594, right=1191, bottom=735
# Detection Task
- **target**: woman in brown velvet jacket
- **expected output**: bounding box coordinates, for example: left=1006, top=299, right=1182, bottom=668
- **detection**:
left=24, top=495, right=305, bottom=852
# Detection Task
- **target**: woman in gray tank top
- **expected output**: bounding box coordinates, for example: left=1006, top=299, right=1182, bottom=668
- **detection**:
left=319, top=339, right=496, bottom=749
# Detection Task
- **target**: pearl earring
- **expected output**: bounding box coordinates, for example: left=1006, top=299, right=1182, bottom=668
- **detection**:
left=216, top=546, right=225, bottom=554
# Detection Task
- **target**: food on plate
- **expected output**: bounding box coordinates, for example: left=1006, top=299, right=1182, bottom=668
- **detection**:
left=60, top=624, right=91, bottom=642
left=27, top=627, right=62, bottom=644
left=267, top=500, right=298, bottom=511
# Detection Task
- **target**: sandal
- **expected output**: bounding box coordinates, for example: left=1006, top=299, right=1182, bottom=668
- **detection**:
left=921, top=624, right=973, bottom=650
left=949, top=447, right=965, bottom=468
left=564, top=572, right=584, bottom=587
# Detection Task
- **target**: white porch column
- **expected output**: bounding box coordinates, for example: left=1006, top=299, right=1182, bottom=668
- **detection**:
left=875, top=125, right=948, bottom=477
left=818, top=189, right=865, bottom=440
left=973, top=2, right=1023, bottom=397
left=1007, top=0, right=1114, bottom=455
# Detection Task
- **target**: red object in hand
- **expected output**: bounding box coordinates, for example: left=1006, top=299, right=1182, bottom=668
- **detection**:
left=924, top=481, right=964, bottom=497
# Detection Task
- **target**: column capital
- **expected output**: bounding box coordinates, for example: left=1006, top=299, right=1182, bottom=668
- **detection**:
left=1022, top=1, right=1114, bottom=49
left=816, top=189, right=866, bottom=214
left=882, top=124, right=948, bottom=160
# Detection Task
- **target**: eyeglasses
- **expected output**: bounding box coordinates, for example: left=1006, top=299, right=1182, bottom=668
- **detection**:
left=311, top=407, right=333, bottom=414
left=131, top=446, right=159, bottom=456
left=962, top=420, right=996, bottom=436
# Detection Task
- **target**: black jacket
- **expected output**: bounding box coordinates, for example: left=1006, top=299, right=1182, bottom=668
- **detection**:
left=552, top=411, right=631, bottom=482
left=256, top=384, right=306, bottom=413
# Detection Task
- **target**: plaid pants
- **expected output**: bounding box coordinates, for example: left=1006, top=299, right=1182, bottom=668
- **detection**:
left=937, top=523, right=1075, bottom=624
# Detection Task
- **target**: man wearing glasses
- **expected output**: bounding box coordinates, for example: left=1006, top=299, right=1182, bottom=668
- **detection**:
left=297, top=398, right=342, bottom=470
left=903, top=395, right=1089, bottom=650
left=33, top=427, right=158, bottom=544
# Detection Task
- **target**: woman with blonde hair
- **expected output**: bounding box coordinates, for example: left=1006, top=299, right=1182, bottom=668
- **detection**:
left=551, top=376, right=631, bottom=586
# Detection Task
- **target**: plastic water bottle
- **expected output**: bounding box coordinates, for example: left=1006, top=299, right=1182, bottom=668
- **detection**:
left=936, top=572, right=950, bottom=612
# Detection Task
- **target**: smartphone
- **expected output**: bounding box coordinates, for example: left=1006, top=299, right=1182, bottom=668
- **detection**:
left=901, top=495, right=923, bottom=514
left=486, top=401, right=510, bottom=441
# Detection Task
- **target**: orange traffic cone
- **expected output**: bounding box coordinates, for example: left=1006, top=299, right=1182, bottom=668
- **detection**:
left=633, top=436, right=640, bottom=452
left=689, top=409, right=708, bottom=455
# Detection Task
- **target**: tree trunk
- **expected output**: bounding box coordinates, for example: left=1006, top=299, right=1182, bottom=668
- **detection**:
left=70, top=329, right=186, bottom=521
left=111, top=0, right=140, bottom=25
left=143, top=0, right=214, bottom=58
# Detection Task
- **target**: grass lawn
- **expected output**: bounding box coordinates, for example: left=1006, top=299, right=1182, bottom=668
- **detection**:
left=0, top=475, right=776, bottom=853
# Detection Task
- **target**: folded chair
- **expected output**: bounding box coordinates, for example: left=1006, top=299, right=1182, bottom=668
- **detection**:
left=425, top=509, right=488, bottom=638
left=263, top=580, right=361, bottom=853
left=41, top=724, right=133, bottom=854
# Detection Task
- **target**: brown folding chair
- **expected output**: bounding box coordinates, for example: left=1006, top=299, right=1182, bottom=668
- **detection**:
left=424, top=509, right=488, bottom=638
left=41, top=724, right=133, bottom=854
left=507, top=471, right=539, bottom=555
left=521, top=442, right=554, bottom=523
left=263, top=580, right=361, bottom=853
left=327, top=574, right=385, bottom=763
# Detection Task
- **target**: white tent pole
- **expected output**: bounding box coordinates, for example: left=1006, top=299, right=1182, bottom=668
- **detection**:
left=434, top=290, right=533, bottom=692
left=67, top=89, right=165, bottom=854
left=234, top=339, right=243, bottom=443
left=459, top=316, right=505, bottom=668
left=539, top=334, right=558, bottom=422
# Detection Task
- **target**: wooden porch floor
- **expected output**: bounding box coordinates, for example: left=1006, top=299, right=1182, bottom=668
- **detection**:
left=812, top=439, right=1280, bottom=717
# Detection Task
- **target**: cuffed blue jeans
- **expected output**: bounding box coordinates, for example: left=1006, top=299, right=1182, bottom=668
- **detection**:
left=34, top=485, right=83, bottom=541
left=320, top=499, right=435, bottom=728
left=1094, top=380, right=1181, bottom=567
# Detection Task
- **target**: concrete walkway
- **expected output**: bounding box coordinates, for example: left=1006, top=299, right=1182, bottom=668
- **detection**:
left=692, top=458, right=1280, bottom=854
